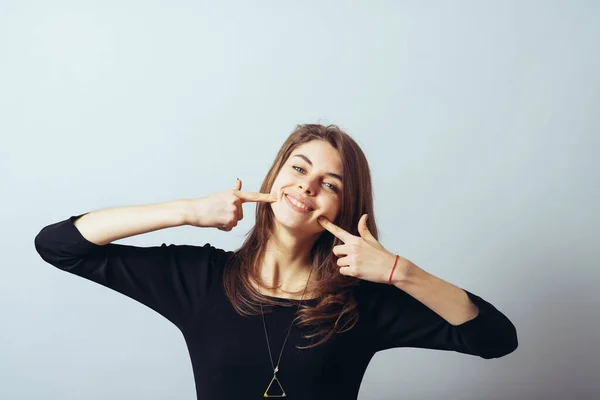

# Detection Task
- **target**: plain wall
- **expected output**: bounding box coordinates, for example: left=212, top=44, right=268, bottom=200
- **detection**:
left=1, top=1, right=599, bottom=399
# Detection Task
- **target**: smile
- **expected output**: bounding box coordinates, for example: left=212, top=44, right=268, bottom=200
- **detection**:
left=284, top=194, right=313, bottom=213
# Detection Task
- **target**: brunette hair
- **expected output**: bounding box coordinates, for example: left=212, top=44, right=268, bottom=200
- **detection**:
left=223, top=123, right=378, bottom=349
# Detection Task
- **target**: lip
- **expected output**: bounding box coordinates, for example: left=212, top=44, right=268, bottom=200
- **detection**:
left=284, top=192, right=314, bottom=212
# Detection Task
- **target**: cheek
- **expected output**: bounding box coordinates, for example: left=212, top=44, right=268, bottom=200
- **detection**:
left=322, top=198, right=340, bottom=217
left=270, top=182, right=282, bottom=196
left=272, top=186, right=286, bottom=202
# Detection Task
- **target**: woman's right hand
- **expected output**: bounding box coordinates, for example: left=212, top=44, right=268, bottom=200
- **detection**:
left=185, top=178, right=277, bottom=231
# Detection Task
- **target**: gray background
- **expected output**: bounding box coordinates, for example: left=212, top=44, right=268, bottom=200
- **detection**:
left=2, top=1, right=599, bottom=399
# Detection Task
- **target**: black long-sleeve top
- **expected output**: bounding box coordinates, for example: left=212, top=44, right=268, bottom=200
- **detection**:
left=34, top=214, right=518, bottom=400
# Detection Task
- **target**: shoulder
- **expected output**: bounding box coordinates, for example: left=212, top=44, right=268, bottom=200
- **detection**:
left=176, top=242, right=233, bottom=270
left=135, top=242, right=234, bottom=281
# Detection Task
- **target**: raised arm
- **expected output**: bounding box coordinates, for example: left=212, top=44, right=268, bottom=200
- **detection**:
left=33, top=179, right=275, bottom=328
left=71, top=177, right=276, bottom=245
left=72, top=199, right=190, bottom=245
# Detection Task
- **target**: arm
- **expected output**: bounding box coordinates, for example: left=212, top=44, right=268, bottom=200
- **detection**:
left=315, top=215, right=518, bottom=359
left=392, top=263, right=480, bottom=326
left=71, top=180, right=276, bottom=245
left=34, top=181, right=272, bottom=327
left=72, top=199, right=191, bottom=245
left=34, top=200, right=227, bottom=328
left=363, top=269, right=518, bottom=358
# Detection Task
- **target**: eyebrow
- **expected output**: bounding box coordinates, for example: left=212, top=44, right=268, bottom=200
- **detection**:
left=292, top=154, right=343, bottom=182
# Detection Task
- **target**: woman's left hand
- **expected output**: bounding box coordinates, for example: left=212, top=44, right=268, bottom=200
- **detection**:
left=318, top=214, right=415, bottom=285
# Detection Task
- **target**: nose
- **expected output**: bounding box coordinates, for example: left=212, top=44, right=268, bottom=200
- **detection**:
left=298, top=178, right=317, bottom=195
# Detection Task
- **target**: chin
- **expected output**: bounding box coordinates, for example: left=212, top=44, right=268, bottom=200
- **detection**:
left=271, top=212, right=316, bottom=232
left=273, top=215, right=314, bottom=230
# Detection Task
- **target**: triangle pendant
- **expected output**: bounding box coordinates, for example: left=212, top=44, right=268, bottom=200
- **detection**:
left=264, top=374, right=286, bottom=398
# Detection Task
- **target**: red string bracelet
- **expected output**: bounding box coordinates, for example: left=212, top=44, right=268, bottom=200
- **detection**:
left=387, top=254, right=399, bottom=285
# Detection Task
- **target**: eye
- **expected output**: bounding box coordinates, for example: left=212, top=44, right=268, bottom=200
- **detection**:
left=293, top=165, right=339, bottom=192
left=325, top=182, right=339, bottom=192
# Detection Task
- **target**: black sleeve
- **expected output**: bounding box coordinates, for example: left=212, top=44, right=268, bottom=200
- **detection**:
left=34, top=213, right=228, bottom=329
left=360, top=281, right=518, bottom=359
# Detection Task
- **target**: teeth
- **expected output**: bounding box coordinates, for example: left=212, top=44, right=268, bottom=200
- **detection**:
left=287, top=194, right=309, bottom=210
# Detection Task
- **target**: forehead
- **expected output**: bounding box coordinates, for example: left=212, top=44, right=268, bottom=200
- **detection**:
left=289, top=140, right=342, bottom=168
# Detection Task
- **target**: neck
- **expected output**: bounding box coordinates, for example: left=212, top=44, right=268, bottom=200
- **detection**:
left=258, top=221, right=320, bottom=297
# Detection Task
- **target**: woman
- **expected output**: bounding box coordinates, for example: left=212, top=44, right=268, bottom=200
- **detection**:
left=35, top=124, right=518, bottom=399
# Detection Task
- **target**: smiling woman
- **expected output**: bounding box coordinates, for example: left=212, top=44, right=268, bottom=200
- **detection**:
left=34, top=123, right=518, bottom=400
left=226, top=124, right=377, bottom=348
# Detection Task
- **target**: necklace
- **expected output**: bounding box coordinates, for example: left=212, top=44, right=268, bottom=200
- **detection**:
left=260, top=267, right=314, bottom=398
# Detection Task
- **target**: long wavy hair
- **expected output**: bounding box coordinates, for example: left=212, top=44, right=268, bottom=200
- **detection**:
left=223, top=123, right=378, bottom=349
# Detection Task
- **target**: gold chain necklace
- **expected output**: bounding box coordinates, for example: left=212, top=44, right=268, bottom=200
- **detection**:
left=260, top=267, right=314, bottom=398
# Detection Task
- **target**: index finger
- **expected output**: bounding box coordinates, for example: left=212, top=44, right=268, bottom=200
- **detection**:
left=318, top=217, right=354, bottom=243
left=236, top=191, right=277, bottom=203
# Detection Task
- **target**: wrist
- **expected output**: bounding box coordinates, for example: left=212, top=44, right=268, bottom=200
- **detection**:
left=169, top=199, right=194, bottom=226
left=390, top=256, right=419, bottom=288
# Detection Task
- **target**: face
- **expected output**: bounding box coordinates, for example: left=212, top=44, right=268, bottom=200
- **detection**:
left=270, top=140, right=343, bottom=235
